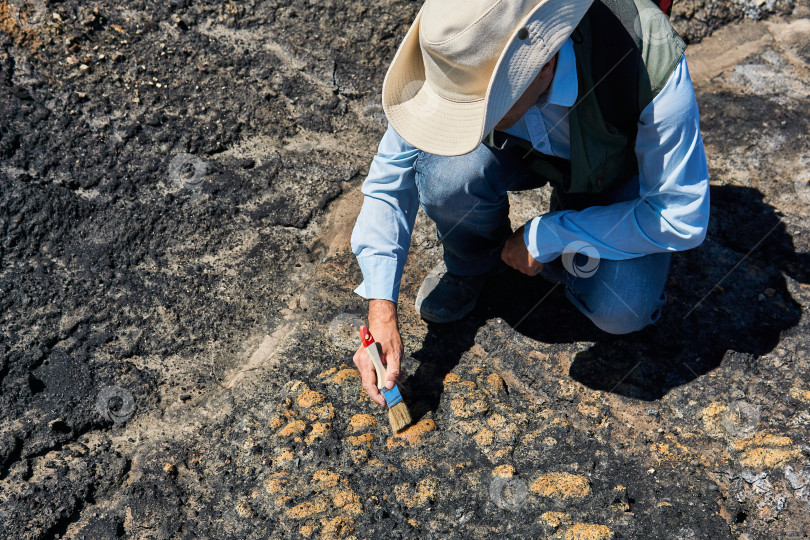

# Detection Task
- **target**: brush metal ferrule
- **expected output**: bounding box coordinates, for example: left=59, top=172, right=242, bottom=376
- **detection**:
left=382, top=385, right=403, bottom=408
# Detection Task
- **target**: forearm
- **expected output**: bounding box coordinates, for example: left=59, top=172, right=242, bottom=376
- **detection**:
left=369, top=299, right=398, bottom=328
left=352, top=197, right=413, bottom=302
left=351, top=124, right=420, bottom=302
left=524, top=190, right=708, bottom=263
left=524, top=55, right=710, bottom=263
left=354, top=299, right=403, bottom=406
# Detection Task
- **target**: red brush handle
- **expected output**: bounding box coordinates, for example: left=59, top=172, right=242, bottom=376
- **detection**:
left=359, top=326, right=375, bottom=348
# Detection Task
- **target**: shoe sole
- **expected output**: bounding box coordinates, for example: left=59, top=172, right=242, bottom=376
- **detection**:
left=415, top=294, right=477, bottom=324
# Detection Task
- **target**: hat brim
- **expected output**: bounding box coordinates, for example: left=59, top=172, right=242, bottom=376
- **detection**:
left=382, top=0, right=592, bottom=156
left=382, top=11, right=487, bottom=157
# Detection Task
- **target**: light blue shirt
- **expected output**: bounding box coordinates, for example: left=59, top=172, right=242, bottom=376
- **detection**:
left=351, top=40, right=710, bottom=303
left=500, top=38, right=578, bottom=159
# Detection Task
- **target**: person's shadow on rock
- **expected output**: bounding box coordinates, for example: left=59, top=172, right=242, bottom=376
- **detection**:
left=406, top=184, right=808, bottom=409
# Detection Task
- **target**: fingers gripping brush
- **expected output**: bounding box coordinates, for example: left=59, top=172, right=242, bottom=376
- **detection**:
left=359, top=326, right=412, bottom=432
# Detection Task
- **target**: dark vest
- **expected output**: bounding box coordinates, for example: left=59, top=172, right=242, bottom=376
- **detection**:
left=484, top=0, right=686, bottom=210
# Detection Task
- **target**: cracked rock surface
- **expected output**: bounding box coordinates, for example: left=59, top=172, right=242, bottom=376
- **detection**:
left=1, top=0, right=809, bottom=538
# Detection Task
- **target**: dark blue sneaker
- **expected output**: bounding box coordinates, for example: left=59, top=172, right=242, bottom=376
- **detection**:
left=415, top=262, right=484, bottom=323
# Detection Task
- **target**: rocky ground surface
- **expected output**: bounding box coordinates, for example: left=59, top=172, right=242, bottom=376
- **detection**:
left=1, top=0, right=809, bottom=538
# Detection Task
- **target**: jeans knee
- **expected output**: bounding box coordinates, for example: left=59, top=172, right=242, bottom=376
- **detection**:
left=417, top=171, right=459, bottom=212
left=565, top=254, right=670, bottom=335
left=416, top=148, right=498, bottom=211
left=587, top=300, right=664, bottom=335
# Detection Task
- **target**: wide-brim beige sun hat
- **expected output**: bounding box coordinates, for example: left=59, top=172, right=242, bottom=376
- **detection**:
left=382, top=0, right=593, bottom=156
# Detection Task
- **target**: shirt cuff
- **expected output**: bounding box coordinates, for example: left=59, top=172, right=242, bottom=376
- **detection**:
left=353, top=255, right=403, bottom=304
left=524, top=214, right=566, bottom=263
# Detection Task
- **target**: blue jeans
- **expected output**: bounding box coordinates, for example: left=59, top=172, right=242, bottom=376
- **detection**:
left=413, top=142, right=670, bottom=335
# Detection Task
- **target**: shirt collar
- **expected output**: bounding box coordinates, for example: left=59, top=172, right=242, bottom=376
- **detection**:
left=544, top=37, right=578, bottom=107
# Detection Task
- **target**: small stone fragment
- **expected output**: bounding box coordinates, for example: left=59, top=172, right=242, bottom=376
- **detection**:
left=492, top=464, right=515, bottom=478
left=403, top=456, right=430, bottom=470
left=530, top=472, right=591, bottom=500
left=394, top=478, right=439, bottom=508
left=577, top=402, right=604, bottom=419
left=392, top=418, right=437, bottom=445
left=332, top=368, right=360, bottom=385
left=311, top=403, right=336, bottom=421
left=296, top=390, right=326, bottom=408
left=539, top=511, right=572, bottom=529
left=279, top=420, right=307, bottom=438
left=348, top=413, right=377, bottom=432
left=321, top=515, right=355, bottom=537
left=789, top=388, right=810, bottom=403
left=49, top=419, right=68, bottom=432
left=332, top=489, right=362, bottom=514
left=473, top=428, right=495, bottom=446
left=305, top=422, right=331, bottom=444
left=346, top=433, right=374, bottom=447
left=561, top=523, right=614, bottom=540
left=286, top=497, right=329, bottom=519
left=265, top=472, right=290, bottom=494
left=312, top=470, right=340, bottom=490
left=235, top=503, right=253, bottom=518
left=486, top=373, right=506, bottom=394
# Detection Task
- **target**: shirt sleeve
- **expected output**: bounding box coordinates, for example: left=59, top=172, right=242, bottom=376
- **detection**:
left=523, top=55, right=710, bottom=263
left=350, top=123, right=420, bottom=303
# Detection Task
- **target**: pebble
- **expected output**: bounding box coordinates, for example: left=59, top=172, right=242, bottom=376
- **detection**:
left=145, top=114, right=162, bottom=126
left=48, top=419, right=67, bottom=431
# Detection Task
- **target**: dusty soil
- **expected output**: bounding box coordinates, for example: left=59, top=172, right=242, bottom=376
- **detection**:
left=1, top=0, right=809, bottom=539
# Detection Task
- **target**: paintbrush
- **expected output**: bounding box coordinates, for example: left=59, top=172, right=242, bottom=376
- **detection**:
left=358, top=326, right=412, bottom=432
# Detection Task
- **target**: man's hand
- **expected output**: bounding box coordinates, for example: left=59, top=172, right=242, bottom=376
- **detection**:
left=353, top=299, right=405, bottom=407
left=501, top=225, right=544, bottom=276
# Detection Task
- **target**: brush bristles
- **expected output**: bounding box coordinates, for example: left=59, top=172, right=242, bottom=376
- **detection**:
left=388, top=401, right=412, bottom=432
